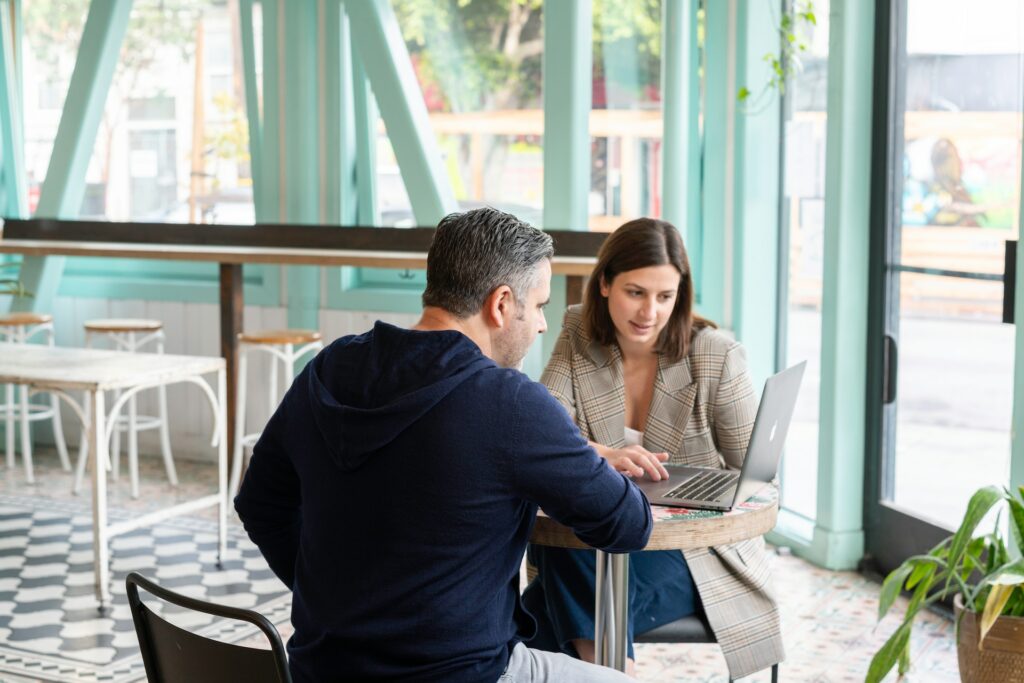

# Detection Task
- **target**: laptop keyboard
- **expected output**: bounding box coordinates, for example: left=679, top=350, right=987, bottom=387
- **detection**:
left=663, top=470, right=740, bottom=502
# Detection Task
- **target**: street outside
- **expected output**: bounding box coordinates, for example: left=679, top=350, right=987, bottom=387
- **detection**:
left=780, top=308, right=1014, bottom=531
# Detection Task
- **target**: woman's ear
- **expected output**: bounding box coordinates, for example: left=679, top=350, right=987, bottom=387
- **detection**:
left=599, top=275, right=611, bottom=298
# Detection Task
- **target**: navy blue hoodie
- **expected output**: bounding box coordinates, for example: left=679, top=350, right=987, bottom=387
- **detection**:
left=234, top=321, right=652, bottom=683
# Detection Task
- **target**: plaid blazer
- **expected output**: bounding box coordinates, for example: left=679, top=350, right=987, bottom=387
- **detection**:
left=540, top=306, right=784, bottom=679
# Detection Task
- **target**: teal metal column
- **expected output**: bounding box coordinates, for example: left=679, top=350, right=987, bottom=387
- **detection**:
left=731, top=0, right=781, bottom=388
left=12, top=0, right=133, bottom=313
left=661, top=0, right=701, bottom=271
left=346, top=0, right=455, bottom=226
left=809, top=0, right=875, bottom=570
left=324, top=0, right=357, bottom=226
left=542, top=0, right=591, bottom=231
left=260, top=0, right=283, bottom=222
left=700, top=0, right=731, bottom=323
left=1009, top=119, right=1024, bottom=492
left=353, top=47, right=379, bottom=226
left=0, top=0, right=25, bottom=219
left=283, top=0, right=320, bottom=329
left=238, top=0, right=265, bottom=221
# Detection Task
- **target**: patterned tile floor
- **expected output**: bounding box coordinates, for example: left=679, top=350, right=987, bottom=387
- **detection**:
left=1, top=449, right=960, bottom=682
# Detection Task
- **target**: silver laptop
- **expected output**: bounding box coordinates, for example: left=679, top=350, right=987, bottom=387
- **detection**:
left=636, top=361, right=806, bottom=511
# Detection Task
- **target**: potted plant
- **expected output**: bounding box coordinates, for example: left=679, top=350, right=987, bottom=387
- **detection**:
left=867, top=485, right=1024, bottom=682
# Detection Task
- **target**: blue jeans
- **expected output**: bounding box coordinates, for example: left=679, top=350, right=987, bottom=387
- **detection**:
left=521, top=547, right=700, bottom=661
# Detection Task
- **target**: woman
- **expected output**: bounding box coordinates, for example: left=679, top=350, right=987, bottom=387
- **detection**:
left=522, top=218, right=783, bottom=680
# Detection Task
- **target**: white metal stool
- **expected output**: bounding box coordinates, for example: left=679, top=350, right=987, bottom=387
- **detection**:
left=73, top=319, right=177, bottom=498
left=230, top=329, right=323, bottom=493
left=0, top=312, right=72, bottom=483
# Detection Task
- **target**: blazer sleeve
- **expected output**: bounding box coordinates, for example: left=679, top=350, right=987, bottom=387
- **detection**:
left=539, top=310, right=578, bottom=423
left=709, top=341, right=758, bottom=471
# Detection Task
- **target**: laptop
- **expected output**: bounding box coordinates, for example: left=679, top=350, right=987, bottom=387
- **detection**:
left=636, top=361, right=806, bottom=511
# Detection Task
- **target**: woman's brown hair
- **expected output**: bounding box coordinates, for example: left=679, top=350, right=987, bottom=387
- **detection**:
left=582, top=218, right=715, bottom=363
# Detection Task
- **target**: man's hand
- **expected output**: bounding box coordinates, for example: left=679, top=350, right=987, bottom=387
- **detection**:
left=599, top=444, right=670, bottom=481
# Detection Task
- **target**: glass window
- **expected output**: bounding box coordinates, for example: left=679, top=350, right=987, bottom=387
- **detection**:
left=390, top=0, right=545, bottom=226
left=23, top=0, right=254, bottom=224
left=887, top=0, right=1021, bottom=529
left=779, top=0, right=830, bottom=523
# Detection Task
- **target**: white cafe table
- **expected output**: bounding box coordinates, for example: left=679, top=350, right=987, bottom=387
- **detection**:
left=0, top=342, right=227, bottom=609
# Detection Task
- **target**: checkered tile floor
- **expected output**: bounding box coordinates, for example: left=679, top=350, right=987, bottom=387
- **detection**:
left=0, top=493, right=290, bottom=683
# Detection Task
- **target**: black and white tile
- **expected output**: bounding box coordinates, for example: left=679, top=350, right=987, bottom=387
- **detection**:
left=0, top=494, right=291, bottom=683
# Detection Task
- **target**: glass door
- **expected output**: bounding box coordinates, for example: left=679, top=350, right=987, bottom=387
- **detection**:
left=866, top=0, right=1023, bottom=572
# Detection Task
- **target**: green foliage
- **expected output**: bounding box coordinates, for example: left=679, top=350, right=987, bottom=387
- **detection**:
left=866, top=485, right=1024, bottom=683
left=737, top=1, right=816, bottom=110
left=0, top=261, right=29, bottom=297
left=393, top=0, right=662, bottom=112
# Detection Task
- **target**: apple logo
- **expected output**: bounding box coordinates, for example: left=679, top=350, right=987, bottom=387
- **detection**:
left=769, top=421, right=777, bottom=442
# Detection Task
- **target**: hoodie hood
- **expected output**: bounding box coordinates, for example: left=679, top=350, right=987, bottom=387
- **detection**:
left=306, top=321, right=495, bottom=472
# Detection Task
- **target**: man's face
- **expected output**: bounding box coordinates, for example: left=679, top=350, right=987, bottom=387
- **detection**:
left=493, top=259, right=551, bottom=369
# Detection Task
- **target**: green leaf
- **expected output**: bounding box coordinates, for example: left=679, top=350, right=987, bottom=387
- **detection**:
left=879, top=563, right=915, bottom=621
left=948, top=486, right=1003, bottom=573
left=906, top=561, right=935, bottom=590
left=737, top=87, right=750, bottom=101
left=1007, top=497, right=1024, bottom=552
left=866, top=622, right=912, bottom=683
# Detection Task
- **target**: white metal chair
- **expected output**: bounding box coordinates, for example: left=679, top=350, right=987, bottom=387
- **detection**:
left=73, top=318, right=176, bottom=498
left=230, top=329, right=323, bottom=493
left=0, top=312, right=71, bottom=483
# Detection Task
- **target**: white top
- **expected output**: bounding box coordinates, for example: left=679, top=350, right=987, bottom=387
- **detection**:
left=624, top=426, right=644, bottom=447
left=0, top=343, right=223, bottom=391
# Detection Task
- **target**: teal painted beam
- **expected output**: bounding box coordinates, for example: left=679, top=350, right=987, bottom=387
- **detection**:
left=699, top=0, right=730, bottom=322
left=661, top=0, right=701, bottom=280
left=352, top=46, right=379, bottom=226
left=542, top=0, right=591, bottom=231
left=260, top=0, right=283, bottom=222
left=731, top=0, right=781, bottom=388
left=324, top=0, right=357, bottom=226
left=282, top=0, right=320, bottom=330
left=12, top=0, right=132, bottom=314
left=346, top=0, right=455, bottom=226
left=237, top=0, right=265, bottom=222
left=0, top=0, right=26, bottom=219
left=1009, top=116, right=1024, bottom=493
left=807, top=0, right=875, bottom=571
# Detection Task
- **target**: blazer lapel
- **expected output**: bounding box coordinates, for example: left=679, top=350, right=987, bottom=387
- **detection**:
left=644, top=353, right=698, bottom=457
left=578, top=340, right=626, bottom=448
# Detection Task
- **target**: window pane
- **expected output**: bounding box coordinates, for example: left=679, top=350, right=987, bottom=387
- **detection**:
left=780, top=0, right=830, bottom=522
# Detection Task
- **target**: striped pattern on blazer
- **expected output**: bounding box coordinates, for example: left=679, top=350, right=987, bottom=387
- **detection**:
left=539, top=305, right=784, bottom=679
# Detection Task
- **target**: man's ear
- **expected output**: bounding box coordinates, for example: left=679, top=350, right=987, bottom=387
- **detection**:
left=484, top=285, right=515, bottom=329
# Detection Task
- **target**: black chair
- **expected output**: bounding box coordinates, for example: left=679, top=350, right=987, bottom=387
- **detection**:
left=635, top=613, right=780, bottom=682
left=126, top=572, right=292, bottom=683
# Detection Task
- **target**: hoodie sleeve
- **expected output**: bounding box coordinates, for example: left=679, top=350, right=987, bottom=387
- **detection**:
left=508, top=380, right=651, bottom=553
left=233, top=400, right=302, bottom=589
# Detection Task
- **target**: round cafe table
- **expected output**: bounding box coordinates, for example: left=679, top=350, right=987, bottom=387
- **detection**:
left=529, top=486, right=779, bottom=672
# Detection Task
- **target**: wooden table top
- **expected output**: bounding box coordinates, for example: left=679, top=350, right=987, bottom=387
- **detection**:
left=530, top=485, right=779, bottom=551
left=0, top=343, right=224, bottom=391
left=0, top=238, right=597, bottom=276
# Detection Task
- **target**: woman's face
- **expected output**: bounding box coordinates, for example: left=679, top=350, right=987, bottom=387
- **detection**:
left=600, top=264, right=681, bottom=352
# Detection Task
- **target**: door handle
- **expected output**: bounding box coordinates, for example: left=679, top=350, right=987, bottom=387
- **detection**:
left=1003, top=240, right=1016, bottom=324
left=883, top=334, right=898, bottom=405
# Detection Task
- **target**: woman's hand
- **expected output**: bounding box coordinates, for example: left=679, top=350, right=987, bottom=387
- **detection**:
left=592, top=442, right=670, bottom=481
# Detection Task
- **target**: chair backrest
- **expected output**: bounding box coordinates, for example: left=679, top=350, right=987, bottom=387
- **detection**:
left=126, top=572, right=292, bottom=683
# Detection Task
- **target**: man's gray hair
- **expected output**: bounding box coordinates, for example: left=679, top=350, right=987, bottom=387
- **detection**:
left=422, top=207, right=554, bottom=318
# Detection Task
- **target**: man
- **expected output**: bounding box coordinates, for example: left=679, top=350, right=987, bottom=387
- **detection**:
left=235, top=208, right=652, bottom=682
